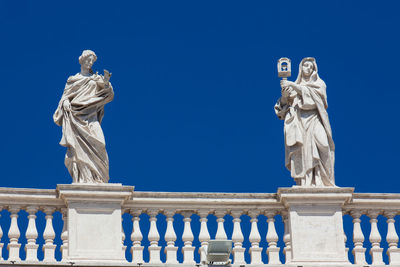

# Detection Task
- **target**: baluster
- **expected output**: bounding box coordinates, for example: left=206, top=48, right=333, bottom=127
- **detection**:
left=60, top=208, right=68, bottom=261
left=248, top=210, right=262, bottom=264
left=198, top=210, right=210, bottom=264
left=181, top=211, right=195, bottom=264
left=265, top=211, right=280, bottom=264
left=281, top=211, right=291, bottom=264
left=147, top=209, right=161, bottom=264
left=164, top=210, right=178, bottom=264
left=42, top=207, right=56, bottom=262
left=231, top=210, right=245, bottom=265
left=368, top=210, right=384, bottom=265
left=0, top=206, right=3, bottom=261
left=130, top=210, right=144, bottom=264
left=385, top=211, right=400, bottom=265
left=8, top=206, right=21, bottom=261
left=25, top=206, right=39, bottom=261
left=350, top=210, right=366, bottom=265
left=215, top=210, right=227, bottom=240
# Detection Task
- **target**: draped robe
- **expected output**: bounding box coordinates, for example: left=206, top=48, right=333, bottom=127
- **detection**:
left=275, top=76, right=335, bottom=186
left=53, top=73, right=114, bottom=183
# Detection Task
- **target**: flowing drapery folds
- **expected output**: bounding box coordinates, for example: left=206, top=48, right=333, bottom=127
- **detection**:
left=275, top=58, right=335, bottom=186
left=54, top=73, right=114, bottom=183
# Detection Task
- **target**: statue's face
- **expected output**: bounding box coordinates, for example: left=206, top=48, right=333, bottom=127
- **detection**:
left=82, top=55, right=95, bottom=69
left=302, top=61, right=314, bottom=77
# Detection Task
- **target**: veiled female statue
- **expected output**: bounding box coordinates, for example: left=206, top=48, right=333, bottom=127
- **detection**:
left=275, top=57, right=335, bottom=187
left=53, top=50, right=114, bottom=183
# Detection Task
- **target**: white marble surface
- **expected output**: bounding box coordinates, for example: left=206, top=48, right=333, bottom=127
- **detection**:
left=278, top=187, right=353, bottom=265
left=54, top=50, right=114, bottom=184
left=275, top=57, right=335, bottom=187
left=57, top=183, right=133, bottom=262
left=0, top=185, right=398, bottom=265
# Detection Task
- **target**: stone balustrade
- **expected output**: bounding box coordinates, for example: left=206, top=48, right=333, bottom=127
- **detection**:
left=343, top=193, right=400, bottom=266
left=0, top=188, right=65, bottom=262
left=123, top=191, right=284, bottom=265
left=122, top=191, right=400, bottom=265
left=0, top=187, right=398, bottom=266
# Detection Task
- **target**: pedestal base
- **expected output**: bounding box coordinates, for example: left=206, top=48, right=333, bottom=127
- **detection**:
left=165, top=246, right=178, bottom=264
left=278, top=187, right=353, bottom=265
left=232, top=247, right=246, bottom=265
left=131, top=246, right=144, bottom=264
left=57, top=183, right=133, bottom=262
left=249, top=247, right=263, bottom=264
left=388, top=247, right=400, bottom=265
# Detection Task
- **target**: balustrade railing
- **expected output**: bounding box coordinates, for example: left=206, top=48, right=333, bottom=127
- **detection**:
left=343, top=193, right=400, bottom=266
left=123, top=191, right=285, bottom=265
left=0, top=188, right=65, bottom=262
left=0, top=188, right=399, bottom=265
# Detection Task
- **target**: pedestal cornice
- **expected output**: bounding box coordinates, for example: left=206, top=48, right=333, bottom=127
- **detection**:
left=56, top=183, right=134, bottom=204
left=277, top=187, right=354, bottom=207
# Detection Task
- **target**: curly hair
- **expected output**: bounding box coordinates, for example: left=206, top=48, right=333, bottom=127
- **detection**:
left=78, top=50, right=97, bottom=65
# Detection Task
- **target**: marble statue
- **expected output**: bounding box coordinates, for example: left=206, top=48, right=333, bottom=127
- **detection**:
left=53, top=50, right=114, bottom=183
left=275, top=57, right=335, bottom=187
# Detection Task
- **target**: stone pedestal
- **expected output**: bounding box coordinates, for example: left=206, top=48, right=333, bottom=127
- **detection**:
left=57, top=183, right=134, bottom=263
left=388, top=247, right=400, bottom=265
left=278, top=187, right=354, bottom=265
left=232, top=247, right=246, bottom=265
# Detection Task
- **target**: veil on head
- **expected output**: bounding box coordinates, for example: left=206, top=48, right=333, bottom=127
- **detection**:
left=295, top=57, right=319, bottom=84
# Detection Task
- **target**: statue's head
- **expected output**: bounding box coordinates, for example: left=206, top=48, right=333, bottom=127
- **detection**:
left=301, top=59, right=315, bottom=78
left=79, top=50, right=97, bottom=71
left=296, top=57, right=319, bottom=83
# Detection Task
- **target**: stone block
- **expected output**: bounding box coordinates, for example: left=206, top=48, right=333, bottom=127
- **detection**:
left=278, top=187, right=353, bottom=265
left=57, top=183, right=133, bottom=262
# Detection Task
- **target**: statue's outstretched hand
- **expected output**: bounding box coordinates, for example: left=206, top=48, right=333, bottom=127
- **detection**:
left=103, top=69, right=112, bottom=84
left=280, top=80, right=292, bottom=89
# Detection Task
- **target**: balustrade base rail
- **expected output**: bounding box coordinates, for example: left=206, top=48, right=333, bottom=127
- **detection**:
left=0, top=263, right=361, bottom=267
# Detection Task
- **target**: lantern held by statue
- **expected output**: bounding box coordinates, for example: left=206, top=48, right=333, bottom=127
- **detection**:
left=277, top=57, right=291, bottom=79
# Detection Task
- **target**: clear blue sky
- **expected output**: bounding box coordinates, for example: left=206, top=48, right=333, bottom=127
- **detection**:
left=1, top=1, right=400, bottom=265
left=0, top=1, right=399, bottom=193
